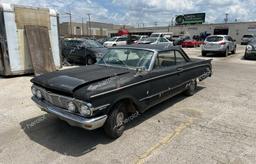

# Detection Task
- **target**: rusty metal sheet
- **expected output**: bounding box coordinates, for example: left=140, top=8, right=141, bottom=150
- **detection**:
left=25, top=25, right=56, bottom=75
left=15, top=7, right=50, bottom=29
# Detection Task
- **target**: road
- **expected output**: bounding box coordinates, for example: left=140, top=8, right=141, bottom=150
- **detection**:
left=0, top=45, right=255, bottom=164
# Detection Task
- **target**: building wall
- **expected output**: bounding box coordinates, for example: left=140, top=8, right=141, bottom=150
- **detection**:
left=119, top=22, right=256, bottom=44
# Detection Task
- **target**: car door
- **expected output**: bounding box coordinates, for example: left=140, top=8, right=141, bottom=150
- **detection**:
left=116, top=37, right=127, bottom=45
left=144, top=51, right=181, bottom=106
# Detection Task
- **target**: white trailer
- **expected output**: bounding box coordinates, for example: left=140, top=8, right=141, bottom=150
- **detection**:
left=0, top=3, right=61, bottom=76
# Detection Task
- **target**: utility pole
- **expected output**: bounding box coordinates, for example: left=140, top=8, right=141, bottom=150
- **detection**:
left=65, top=12, right=72, bottom=36
left=154, top=22, right=157, bottom=27
left=87, top=13, right=91, bottom=36
left=82, top=17, right=84, bottom=36
left=224, top=13, right=229, bottom=23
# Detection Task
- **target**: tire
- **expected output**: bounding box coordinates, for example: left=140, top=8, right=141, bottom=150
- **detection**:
left=224, top=48, right=229, bottom=57
left=112, top=44, right=116, bottom=47
left=231, top=46, right=236, bottom=54
left=184, top=79, right=197, bottom=96
left=86, top=56, right=94, bottom=65
left=104, top=102, right=126, bottom=139
left=202, top=51, right=207, bottom=57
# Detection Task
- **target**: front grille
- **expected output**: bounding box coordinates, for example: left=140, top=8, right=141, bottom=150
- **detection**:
left=35, top=86, right=73, bottom=109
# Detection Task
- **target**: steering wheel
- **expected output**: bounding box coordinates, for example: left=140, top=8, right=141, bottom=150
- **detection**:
left=114, top=58, right=129, bottom=68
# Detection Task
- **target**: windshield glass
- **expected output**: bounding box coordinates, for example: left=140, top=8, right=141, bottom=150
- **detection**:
left=150, top=34, right=160, bottom=37
left=108, top=37, right=118, bottom=41
left=243, top=35, right=254, bottom=38
left=145, top=37, right=158, bottom=43
left=206, top=36, right=224, bottom=42
left=64, top=40, right=83, bottom=47
left=85, top=40, right=104, bottom=48
left=97, top=48, right=154, bottom=70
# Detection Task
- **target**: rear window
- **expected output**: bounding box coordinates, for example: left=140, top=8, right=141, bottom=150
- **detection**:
left=206, top=36, right=223, bottom=42
left=243, top=35, right=253, bottom=38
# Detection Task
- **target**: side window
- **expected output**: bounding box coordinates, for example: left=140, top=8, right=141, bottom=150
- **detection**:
left=154, top=50, right=187, bottom=69
left=117, top=37, right=127, bottom=42
left=175, top=51, right=187, bottom=64
left=160, top=37, right=168, bottom=43
left=154, top=51, right=176, bottom=68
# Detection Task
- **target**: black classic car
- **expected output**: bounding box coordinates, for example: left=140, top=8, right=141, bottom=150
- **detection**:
left=62, top=38, right=108, bottom=65
left=244, top=38, right=256, bottom=60
left=31, top=44, right=212, bottom=139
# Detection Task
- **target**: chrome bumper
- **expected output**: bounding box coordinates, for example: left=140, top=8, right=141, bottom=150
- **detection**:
left=32, top=96, right=107, bottom=130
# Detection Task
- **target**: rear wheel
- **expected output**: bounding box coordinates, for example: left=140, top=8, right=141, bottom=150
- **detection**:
left=224, top=48, right=229, bottom=57
left=231, top=46, right=236, bottom=54
left=104, top=102, right=126, bottom=139
left=184, top=79, right=197, bottom=96
left=202, top=51, right=207, bottom=57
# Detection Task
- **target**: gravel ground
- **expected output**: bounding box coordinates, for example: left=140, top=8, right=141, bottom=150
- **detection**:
left=0, top=45, right=255, bottom=164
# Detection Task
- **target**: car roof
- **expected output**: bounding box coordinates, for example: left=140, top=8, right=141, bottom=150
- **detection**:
left=110, top=44, right=180, bottom=52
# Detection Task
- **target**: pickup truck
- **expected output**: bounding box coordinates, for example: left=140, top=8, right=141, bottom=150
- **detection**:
left=31, top=44, right=212, bottom=139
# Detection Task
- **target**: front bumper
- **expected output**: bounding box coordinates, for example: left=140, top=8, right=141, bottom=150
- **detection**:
left=32, top=96, right=108, bottom=130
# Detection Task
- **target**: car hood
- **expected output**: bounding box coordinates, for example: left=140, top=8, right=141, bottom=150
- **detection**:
left=31, top=65, right=130, bottom=95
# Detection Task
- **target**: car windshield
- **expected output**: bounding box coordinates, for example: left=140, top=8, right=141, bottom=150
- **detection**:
left=85, top=40, right=104, bottom=48
left=243, top=35, right=254, bottom=38
left=140, top=37, right=149, bottom=41
left=150, top=34, right=160, bottom=37
left=145, top=37, right=158, bottom=43
left=206, top=36, right=224, bottom=42
left=108, top=37, right=118, bottom=41
left=97, top=48, right=154, bottom=70
left=64, top=40, right=83, bottom=47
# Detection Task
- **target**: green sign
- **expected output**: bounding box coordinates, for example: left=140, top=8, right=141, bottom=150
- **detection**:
left=176, top=13, right=206, bottom=25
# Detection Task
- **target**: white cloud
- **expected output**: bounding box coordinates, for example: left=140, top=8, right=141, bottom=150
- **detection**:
left=0, top=0, right=254, bottom=26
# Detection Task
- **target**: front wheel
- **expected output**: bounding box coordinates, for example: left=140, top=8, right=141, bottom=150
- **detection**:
left=104, top=102, right=126, bottom=139
left=184, top=79, right=197, bottom=96
left=202, top=51, right=207, bottom=57
left=86, top=56, right=94, bottom=65
left=231, top=47, right=236, bottom=54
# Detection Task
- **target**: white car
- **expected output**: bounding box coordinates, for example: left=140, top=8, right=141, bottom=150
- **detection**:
left=137, top=37, right=173, bottom=46
left=103, top=36, right=128, bottom=47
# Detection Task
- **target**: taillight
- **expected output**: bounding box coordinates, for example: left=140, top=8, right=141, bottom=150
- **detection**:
left=219, top=42, right=226, bottom=45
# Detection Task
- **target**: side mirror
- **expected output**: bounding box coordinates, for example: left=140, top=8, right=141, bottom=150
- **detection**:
left=135, top=67, right=146, bottom=76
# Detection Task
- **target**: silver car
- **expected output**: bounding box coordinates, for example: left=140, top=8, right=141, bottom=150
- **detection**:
left=202, top=35, right=236, bottom=57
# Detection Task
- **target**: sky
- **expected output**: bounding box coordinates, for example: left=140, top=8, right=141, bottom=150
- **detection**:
left=0, top=0, right=255, bottom=27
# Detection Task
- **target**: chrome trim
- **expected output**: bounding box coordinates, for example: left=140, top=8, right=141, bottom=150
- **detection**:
left=90, top=64, right=210, bottom=98
left=139, top=80, right=191, bottom=102
left=32, top=85, right=110, bottom=114
left=32, top=96, right=108, bottom=130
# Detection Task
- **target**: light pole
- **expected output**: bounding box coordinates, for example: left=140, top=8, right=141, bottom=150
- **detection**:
left=87, top=13, right=91, bottom=36
left=65, top=12, right=72, bottom=36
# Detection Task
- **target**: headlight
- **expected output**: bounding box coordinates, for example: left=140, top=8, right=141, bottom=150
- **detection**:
left=247, top=45, right=253, bottom=51
left=67, top=102, right=76, bottom=113
left=36, top=90, right=42, bottom=99
left=31, top=87, right=37, bottom=96
left=79, top=104, right=92, bottom=116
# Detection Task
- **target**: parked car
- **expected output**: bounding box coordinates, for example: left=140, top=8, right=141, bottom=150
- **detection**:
left=181, top=38, right=203, bottom=47
left=62, top=39, right=108, bottom=65
left=103, top=36, right=128, bottom=47
left=97, top=37, right=110, bottom=45
left=31, top=44, right=212, bottom=139
left=134, top=35, right=148, bottom=43
left=241, top=34, right=255, bottom=45
left=173, top=35, right=191, bottom=46
left=244, top=38, right=256, bottom=60
left=202, top=35, right=236, bottom=57
left=137, top=37, right=173, bottom=46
